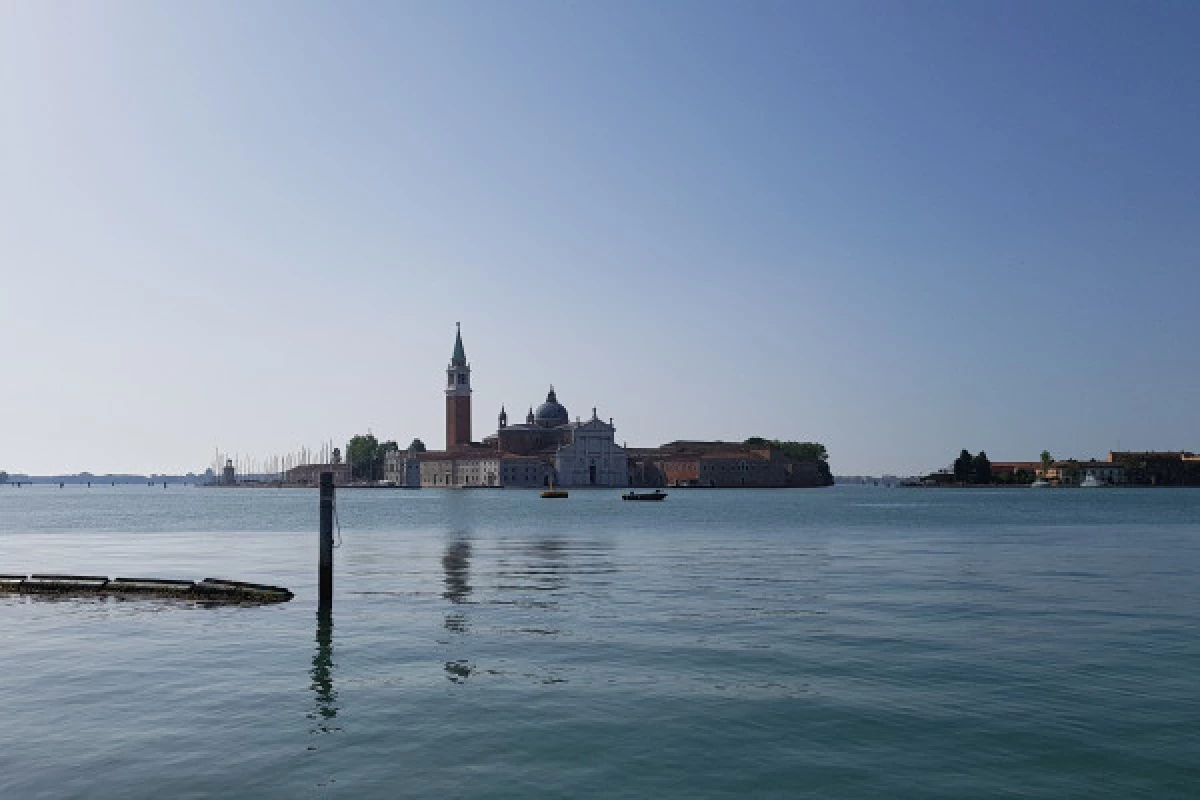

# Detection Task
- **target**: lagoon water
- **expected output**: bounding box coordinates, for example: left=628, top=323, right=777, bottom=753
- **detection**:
left=1, top=485, right=1198, bottom=798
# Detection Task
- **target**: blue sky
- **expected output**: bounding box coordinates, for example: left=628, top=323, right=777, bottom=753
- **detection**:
left=2, top=1, right=1198, bottom=475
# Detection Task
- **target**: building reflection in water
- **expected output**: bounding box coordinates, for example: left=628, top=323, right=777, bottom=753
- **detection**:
left=442, top=537, right=472, bottom=634
left=442, top=536, right=475, bottom=682
left=309, top=609, right=340, bottom=734
left=439, top=533, right=615, bottom=683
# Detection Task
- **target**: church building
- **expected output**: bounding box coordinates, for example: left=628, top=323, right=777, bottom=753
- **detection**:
left=383, top=325, right=629, bottom=488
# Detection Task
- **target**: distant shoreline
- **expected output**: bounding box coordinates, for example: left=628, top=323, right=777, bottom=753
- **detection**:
left=902, top=483, right=1200, bottom=489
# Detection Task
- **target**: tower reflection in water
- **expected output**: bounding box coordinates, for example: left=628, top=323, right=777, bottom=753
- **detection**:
left=442, top=537, right=474, bottom=682
left=308, top=609, right=340, bottom=734
left=442, top=538, right=472, bottom=631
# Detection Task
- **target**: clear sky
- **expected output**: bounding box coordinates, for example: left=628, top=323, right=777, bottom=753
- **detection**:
left=2, top=1, right=1198, bottom=476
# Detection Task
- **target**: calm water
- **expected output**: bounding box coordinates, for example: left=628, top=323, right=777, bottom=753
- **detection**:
left=0, top=486, right=1197, bottom=798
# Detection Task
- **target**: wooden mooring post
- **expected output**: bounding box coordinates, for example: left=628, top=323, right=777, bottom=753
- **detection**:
left=319, top=471, right=334, bottom=610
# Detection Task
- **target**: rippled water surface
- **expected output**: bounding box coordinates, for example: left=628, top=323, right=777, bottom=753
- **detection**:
left=1, top=486, right=1198, bottom=798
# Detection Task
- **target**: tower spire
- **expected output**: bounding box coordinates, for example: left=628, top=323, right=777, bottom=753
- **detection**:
left=451, top=321, right=467, bottom=366
left=445, top=323, right=472, bottom=449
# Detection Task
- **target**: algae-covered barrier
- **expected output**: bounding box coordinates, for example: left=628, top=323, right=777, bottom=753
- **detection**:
left=0, top=574, right=293, bottom=604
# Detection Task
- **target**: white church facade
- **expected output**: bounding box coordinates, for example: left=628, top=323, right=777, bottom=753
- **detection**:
left=554, top=413, right=628, bottom=487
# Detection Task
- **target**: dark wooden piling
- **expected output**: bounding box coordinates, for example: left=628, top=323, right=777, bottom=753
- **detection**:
left=319, top=471, right=334, bottom=610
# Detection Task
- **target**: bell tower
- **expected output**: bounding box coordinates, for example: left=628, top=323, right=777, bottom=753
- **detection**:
left=445, top=322, right=472, bottom=449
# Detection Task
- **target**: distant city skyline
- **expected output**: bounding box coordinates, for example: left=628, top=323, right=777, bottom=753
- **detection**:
left=3, top=1, right=1198, bottom=476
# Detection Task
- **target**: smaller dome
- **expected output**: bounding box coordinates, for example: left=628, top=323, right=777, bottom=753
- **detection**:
left=534, top=386, right=569, bottom=427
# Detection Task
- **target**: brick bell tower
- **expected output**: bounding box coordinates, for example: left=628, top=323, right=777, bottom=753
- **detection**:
left=445, top=322, right=472, bottom=450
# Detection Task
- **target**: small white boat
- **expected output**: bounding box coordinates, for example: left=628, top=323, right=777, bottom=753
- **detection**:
left=1080, top=472, right=1103, bottom=488
left=1031, top=479, right=1051, bottom=488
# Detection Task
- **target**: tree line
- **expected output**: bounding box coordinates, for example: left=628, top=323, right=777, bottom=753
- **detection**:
left=345, top=434, right=425, bottom=481
left=953, top=449, right=992, bottom=484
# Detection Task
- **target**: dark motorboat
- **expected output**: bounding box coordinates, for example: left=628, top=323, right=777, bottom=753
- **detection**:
left=622, top=490, right=667, bottom=501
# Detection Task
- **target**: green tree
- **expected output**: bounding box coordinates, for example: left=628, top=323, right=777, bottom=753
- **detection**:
left=778, top=442, right=828, bottom=463
left=408, top=438, right=427, bottom=453
left=953, top=450, right=973, bottom=483
left=973, top=451, right=992, bottom=484
left=347, top=434, right=380, bottom=481
left=743, top=438, right=828, bottom=463
left=331, top=447, right=342, bottom=465
left=1040, top=450, right=1053, bottom=474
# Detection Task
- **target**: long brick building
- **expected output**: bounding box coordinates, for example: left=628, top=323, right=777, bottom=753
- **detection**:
left=627, top=441, right=827, bottom=488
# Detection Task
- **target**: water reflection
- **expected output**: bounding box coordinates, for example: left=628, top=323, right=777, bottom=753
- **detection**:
left=495, top=537, right=570, bottom=597
left=443, top=536, right=475, bottom=682
left=442, top=537, right=472, bottom=636
left=308, top=609, right=339, bottom=734
left=438, top=534, right=617, bottom=684
left=442, top=539, right=472, bottom=603
left=444, top=659, right=473, bottom=684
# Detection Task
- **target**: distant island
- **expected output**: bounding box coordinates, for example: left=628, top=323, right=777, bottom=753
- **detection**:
left=205, top=325, right=835, bottom=491
left=918, top=449, right=1200, bottom=487
left=0, top=471, right=205, bottom=486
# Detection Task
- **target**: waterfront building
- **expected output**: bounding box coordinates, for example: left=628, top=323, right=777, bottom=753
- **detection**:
left=1106, top=451, right=1200, bottom=486
left=285, top=463, right=353, bottom=486
left=627, top=441, right=826, bottom=488
left=989, top=462, right=1042, bottom=482
left=408, top=326, right=628, bottom=488
left=1042, top=460, right=1125, bottom=486
left=382, top=447, right=423, bottom=487
left=416, top=453, right=548, bottom=488
left=554, top=410, right=628, bottom=487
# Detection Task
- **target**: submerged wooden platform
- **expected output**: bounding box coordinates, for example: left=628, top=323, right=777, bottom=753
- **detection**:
left=0, top=574, right=293, bottom=604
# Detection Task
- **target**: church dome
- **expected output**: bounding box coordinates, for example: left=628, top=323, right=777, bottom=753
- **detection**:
left=534, top=386, right=569, bottom=427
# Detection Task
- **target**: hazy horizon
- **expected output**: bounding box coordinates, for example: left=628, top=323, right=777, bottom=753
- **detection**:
left=3, top=1, right=1198, bottom=476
